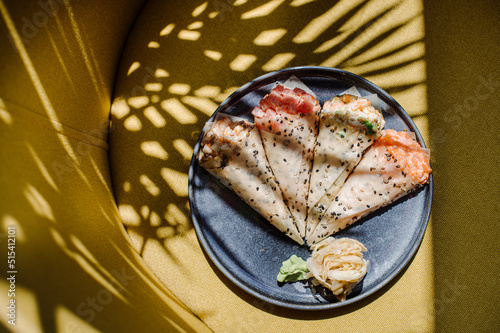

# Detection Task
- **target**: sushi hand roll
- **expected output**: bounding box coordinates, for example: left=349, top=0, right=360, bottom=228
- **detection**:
left=252, top=84, right=321, bottom=237
left=198, top=116, right=303, bottom=245
left=306, top=94, right=385, bottom=238
left=307, top=129, right=431, bottom=246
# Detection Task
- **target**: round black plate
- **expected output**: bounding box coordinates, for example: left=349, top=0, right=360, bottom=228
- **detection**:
left=188, top=66, right=432, bottom=310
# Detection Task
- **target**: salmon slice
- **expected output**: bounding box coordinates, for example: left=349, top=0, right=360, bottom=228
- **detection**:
left=305, top=94, right=385, bottom=239
left=198, top=116, right=303, bottom=244
left=252, top=84, right=320, bottom=238
left=307, top=129, right=431, bottom=246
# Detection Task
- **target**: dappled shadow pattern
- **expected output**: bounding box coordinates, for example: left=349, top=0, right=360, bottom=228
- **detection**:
left=110, top=0, right=428, bottom=257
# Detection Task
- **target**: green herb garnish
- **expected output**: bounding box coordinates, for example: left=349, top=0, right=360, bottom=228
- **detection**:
left=363, top=120, right=375, bottom=135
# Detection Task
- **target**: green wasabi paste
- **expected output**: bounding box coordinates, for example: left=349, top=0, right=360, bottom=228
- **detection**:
left=277, top=255, right=309, bottom=283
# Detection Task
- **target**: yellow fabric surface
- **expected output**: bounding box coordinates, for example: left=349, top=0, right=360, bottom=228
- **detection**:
left=0, top=0, right=210, bottom=332
left=0, top=0, right=498, bottom=332
left=110, top=0, right=499, bottom=331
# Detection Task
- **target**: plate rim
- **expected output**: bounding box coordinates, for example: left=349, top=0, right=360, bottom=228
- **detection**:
left=188, top=66, right=433, bottom=310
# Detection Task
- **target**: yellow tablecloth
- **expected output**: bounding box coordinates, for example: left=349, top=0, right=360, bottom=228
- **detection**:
left=0, top=0, right=498, bottom=332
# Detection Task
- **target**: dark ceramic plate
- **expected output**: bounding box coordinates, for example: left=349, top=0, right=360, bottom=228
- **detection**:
left=188, top=66, right=432, bottom=310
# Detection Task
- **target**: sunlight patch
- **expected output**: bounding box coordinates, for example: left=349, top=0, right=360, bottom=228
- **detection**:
left=346, top=15, right=426, bottom=67
left=148, top=41, right=160, bottom=48
left=293, top=0, right=361, bottom=43
left=151, top=95, right=160, bottom=103
left=150, top=211, right=161, bottom=227
left=188, top=21, right=203, bottom=29
left=56, top=305, right=101, bottom=333
left=343, top=42, right=426, bottom=76
left=168, top=83, right=191, bottom=95
left=178, top=30, right=201, bottom=41
left=143, top=106, right=166, bottom=128
left=141, top=141, right=169, bottom=160
left=155, top=68, right=170, bottom=78
left=145, top=83, right=163, bottom=92
left=2, top=215, right=26, bottom=243
left=313, top=33, right=347, bottom=53
left=204, top=50, right=223, bottom=61
left=123, top=115, right=143, bottom=131
left=0, top=284, right=41, bottom=332
left=165, top=203, right=189, bottom=228
left=0, top=99, right=12, bottom=125
left=390, top=83, right=428, bottom=117
left=123, top=181, right=132, bottom=193
left=192, top=2, right=208, bottom=17
left=111, top=98, right=130, bottom=119
left=241, top=0, right=286, bottom=19
left=290, top=0, right=317, bottom=6
left=181, top=96, right=219, bottom=116
left=253, top=28, right=287, bottom=46
left=160, top=23, right=175, bottom=36
left=141, top=205, right=150, bottom=219
left=215, top=87, right=239, bottom=102
left=262, top=53, right=296, bottom=71
left=128, top=96, right=149, bottom=109
left=230, top=54, right=257, bottom=71
left=195, top=85, right=221, bottom=98
left=363, top=60, right=427, bottom=89
left=140, top=175, right=161, bottom=196
left=24, top=184, right=55, bottom=222
left=160, top=98, right=198, bottom=124
left=161, top=168, right=189, bottom=197
left=173, top=139, right=194, bottom=160
left=26, top=143, right=59, bottom=192
left=119, top=204, right=141, bottom=226
left=156, top=226, right=175, bottom=239
left=411, top=115, right=429, bottom=146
